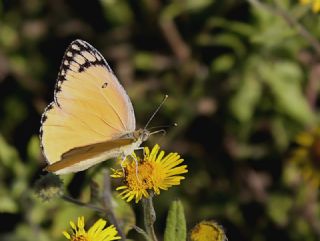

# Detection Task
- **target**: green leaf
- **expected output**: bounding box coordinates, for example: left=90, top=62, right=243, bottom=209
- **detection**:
left=160, top=0, right=212, bottom=20
left=134, top=52, right=154, bottom=71
left=267, top=193, right=292, bottom=226
left=229, top=74, right=262, bottom=123
left=259, top=61, right=315, bottom=124
left=205, top=17, right=255, bottom=37
left=211, top=54, right=235, bottom=73
left=196, top=33, right=246, bottom=57
left=27, top=135, right=40, bottom=161
left=100, top=0, right=133, bottom=26
left=0, top=134, right=21, bottom=168
left=0, top=194, right=18, bottom=213
left=164, top=200, right=186, bottom=241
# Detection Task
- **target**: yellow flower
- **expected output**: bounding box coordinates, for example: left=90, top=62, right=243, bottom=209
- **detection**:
left=289, top=127, right=320, bottom=187
left=190, top=221, right=227, bottom=241
left=111, top=144, right=188, bottom=203
left=63, top=216, right=120, bottom=241
left=300, top=0, right=320, bottom=12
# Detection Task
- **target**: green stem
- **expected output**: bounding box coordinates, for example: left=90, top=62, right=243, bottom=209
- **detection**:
left=133, top=225, right=153, bottom=241
left=62, top=195, right=105, bottom=213
left=142, top=195, right=158, bottom=241
left=102, top=170, right=126, bottom=241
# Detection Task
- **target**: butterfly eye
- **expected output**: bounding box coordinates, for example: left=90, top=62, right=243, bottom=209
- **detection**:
left=140, top=130, right=149, bottom=142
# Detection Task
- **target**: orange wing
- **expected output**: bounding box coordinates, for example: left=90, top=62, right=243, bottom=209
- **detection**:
left=40, top=40, right=136, bottom=170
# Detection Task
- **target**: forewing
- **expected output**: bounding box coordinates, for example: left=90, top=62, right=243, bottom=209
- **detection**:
left=40, top=39, right=136, bottom=166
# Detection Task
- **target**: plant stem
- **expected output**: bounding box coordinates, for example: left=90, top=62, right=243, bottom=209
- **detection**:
left=142, top=195, right=158, bottom=241
left=102, top=170, right=126, bottom=241
left=133, top=225, right=153, bottom=241
left=62, top=195, right=105, bottom=213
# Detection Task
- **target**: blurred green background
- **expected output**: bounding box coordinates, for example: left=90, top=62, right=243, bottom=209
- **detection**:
left=1, top=0, right=320, bottom=240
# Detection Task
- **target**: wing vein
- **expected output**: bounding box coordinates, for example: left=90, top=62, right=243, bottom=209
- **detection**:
left=58, top=96, right=122, bottom=132
left=69, top=67, right=128, bottom=130
left=54, top=104, right=107, bottom=138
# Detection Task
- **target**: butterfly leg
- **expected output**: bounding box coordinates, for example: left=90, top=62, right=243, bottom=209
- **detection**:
left=135, top=147, right=145, bottom=156
left=120, top=154, right=141, bottom=182
left=120, top=155, right=127, bottom=176
left=129, top=153, right=142, bottom=182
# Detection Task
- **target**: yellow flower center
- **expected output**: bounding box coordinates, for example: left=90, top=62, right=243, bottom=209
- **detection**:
left=125, top=161, right=155, bottom=190
left=71, top=235, right=88, bottom=241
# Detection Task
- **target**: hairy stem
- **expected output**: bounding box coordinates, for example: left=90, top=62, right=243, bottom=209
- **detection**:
left=61, top=195, right=105, bottom=213
left=102, top=170, right=126, bottom=241
left=133, top=225, right=153, bottom=241
left=142, top=195, right=158, bottom=241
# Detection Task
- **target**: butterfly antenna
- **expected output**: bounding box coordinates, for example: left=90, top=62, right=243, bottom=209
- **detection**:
left=150, top=129, right=167, bottom=136
left=148, top=123, right=178, bottom=130
left=144, top=95, right=168, bottom=129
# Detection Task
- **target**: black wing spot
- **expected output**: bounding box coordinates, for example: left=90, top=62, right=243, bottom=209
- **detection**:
left=41, top=102, right=54, bottom=123
left=53, top=39, right=114, bottom=105
left=102, top=82, right=108, bottom=88
left=41, top=115, right=47, bottom=123
left=56, top=86, right=61, bottom=92
left=79, top=61, right=91, bottom=72
left=46, top=103, right=54, bottom=111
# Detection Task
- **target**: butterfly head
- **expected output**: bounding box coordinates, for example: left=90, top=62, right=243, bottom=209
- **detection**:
left=132, top=95, right=170, bottom=144
left=133, top=129, right=150, bottom=142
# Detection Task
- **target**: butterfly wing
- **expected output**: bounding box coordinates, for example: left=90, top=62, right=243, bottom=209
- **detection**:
left=45, top=138, right=135, bottom=174
left=40, top=39, right=136, bottom=173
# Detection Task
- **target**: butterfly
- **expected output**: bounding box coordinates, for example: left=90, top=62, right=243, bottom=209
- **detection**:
left=40, top=39, right=152, bottom=175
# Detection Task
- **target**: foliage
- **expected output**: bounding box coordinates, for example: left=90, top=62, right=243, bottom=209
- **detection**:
left=164, top=200, right=186, bottom=241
